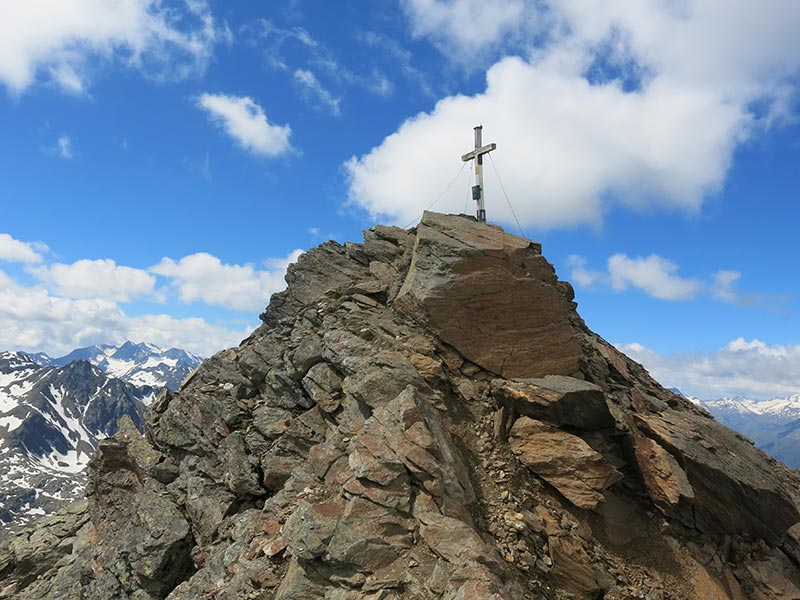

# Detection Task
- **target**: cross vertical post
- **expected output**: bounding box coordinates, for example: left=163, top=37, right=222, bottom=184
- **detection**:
left=461, top=125, right=497, bottom=223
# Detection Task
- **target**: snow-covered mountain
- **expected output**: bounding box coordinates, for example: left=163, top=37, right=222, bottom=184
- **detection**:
left=0, top=352, right=148, bottom=527
left=684, top=392, right=800, bottom=469
left=0, top=342, right=203, bottom=529
left=41, top=341, right=203, bottom=392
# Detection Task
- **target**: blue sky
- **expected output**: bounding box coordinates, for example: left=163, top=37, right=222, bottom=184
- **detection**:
left=1, top=0, right=800, bottom=399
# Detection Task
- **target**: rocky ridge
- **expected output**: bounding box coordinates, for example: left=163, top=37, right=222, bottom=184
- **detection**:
left=2, top=212, right=800, bottom=599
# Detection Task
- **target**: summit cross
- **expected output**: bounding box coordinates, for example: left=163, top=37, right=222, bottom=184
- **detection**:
left=461, top=125, right=497, bottom=223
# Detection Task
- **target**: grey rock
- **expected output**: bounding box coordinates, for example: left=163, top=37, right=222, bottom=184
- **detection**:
left=301, top=362, right=343, bottom=413
left=492, top=375, right=614, bottom=430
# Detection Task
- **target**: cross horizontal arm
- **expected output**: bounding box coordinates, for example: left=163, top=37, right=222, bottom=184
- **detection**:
left=461, top=142, right=497, bottom=162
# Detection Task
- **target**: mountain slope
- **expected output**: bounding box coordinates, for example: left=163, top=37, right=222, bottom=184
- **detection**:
left=2, top=213, right=800, bottom=599
left=0, top=353, right=147, bottom=526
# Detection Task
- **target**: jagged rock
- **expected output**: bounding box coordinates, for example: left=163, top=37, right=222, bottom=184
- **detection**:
left=274, top=557, right=327, bottom=599
left=548, top=535, right=613, bottom=599
left=509, top=416, right=622, bottom=510
left=418, top=511, right=502, bottom=568
left=283, top=500, right=343, bottom=559
left=633, top=411, right=800, bottom=543
left=492, top=375, right=614, bottom=430
left=5, top=212, right=800, bottom=600
left=302, top=362, right=343, bottom=412
left=632, top=430, right=695, bottom=513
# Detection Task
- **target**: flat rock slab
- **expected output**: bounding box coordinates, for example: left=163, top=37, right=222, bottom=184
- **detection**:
left=509, top=417, right=621, bottom=510
left=395, top=212, right=582, bottom=378
left=633, top=410, right=800, bottom=544
left=492, top=375, right=614, bottom=430
left=632, top=431, right=694, bottom=513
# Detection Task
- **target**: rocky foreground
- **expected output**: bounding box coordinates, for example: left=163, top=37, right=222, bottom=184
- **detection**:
left=2, top=212, right=800, bottom=599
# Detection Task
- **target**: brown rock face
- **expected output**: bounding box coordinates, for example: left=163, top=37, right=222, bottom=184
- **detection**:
left=509, top=416, right=622, bottom=510
left=633, top=410, right=800, bottom=543
left=395, top=212, right=582, bottom=378
left=3, top=212, right=800, bottom=600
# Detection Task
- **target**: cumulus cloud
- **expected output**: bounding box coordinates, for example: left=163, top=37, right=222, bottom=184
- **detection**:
left=0, top=242, right=303, bottom=356
left=607, top=254, right=699, bottom=301
left=151, top=249, right=302, bottom=311
left=33, top=259, right=156, bottom=302
left=293, top=69, right=341, bottom=116
left=347, top=1, right=800, bottom=229
left=618, top=338, right=800, bottom=400
left=197, top=93, right=292, bottom=157
left=568, top=253, right=747, bottom=302
left=0, top=0, right=228, bottom=94
left=0, top=279, right=247, bottom=357
left=0, top=233, right=46, bottom=263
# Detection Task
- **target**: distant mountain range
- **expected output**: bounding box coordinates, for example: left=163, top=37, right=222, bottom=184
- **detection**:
left=0, top=342, right=203, bottom=528
left=37, top=340, right=203, bottom=392
left=676, top=389, right=800, bottom=470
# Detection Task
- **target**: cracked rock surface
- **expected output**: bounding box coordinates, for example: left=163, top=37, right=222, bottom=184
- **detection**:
left=2, top=212, right=800, bottom=599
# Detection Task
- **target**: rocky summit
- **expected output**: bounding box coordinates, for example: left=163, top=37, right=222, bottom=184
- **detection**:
left=3, top=212, right=800, bottom=599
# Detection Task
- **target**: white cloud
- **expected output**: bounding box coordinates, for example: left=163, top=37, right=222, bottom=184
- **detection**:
left=347, top=2, right=800, bottom=229
left=57, top=135, right=74, bottom=158
left=608, top=254, right=698, bottom=301
left=50, top=63, right=84, bottom=94
left=401, top=0, right=533, bottom=60
left=566, top=254, right=602, bottom=287
left=151, top=249, right=302, bottom=311
left=33, top=259, right=156, bottom=302
left=293, top=69, right=341, bottom=116
left=197, top=93, right=292, bottom=157
left=0, top=233, right=46, bottom=263
left=568, top=253, right=749, bottom=303
left=618, top=338, right=800, bottom=400
left=116, top=313, right=249, bottom=358
left=0, top=0, right=228, bottom=94
left=0, top=278, right=247, bottom=357
left=711, top=270, right=741, bottom=303
left=368, top=70, right=394, bottom=97
left=0, top=243, right=302, bottom=357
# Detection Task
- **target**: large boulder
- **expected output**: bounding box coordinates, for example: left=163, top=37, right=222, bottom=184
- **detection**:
left=509, top=416, right=622, bottom=510
left=395, top=211, right=582, bottom=378
left=492, top=375, right=614, bottom=430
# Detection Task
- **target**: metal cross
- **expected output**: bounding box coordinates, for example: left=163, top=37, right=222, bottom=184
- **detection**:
left=461, top=125, right=496, bottom=223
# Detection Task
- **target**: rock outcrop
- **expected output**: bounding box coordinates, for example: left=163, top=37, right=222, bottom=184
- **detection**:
left=2, top=212, right=800, bottom=599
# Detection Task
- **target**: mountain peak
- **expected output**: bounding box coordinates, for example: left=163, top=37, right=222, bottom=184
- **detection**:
left=4, top=213, right=800, bottom=599
left=44, top=341, right=202, bottom=391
